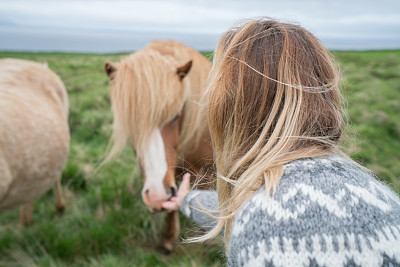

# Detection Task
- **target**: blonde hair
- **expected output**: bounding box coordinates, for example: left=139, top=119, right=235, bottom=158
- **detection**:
left=199, top=19, right=346, bottom=244
left=105, top=40, right=211, bottom=162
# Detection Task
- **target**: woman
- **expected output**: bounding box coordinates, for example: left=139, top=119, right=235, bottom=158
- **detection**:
left=162, top=19, right=400, bottom=266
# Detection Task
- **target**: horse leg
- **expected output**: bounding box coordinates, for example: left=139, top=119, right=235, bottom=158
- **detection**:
left=159, top=210, right=180, bottom=254
left=19, top=202, right=34, bottom=226
left=53, top=177, right=66, bottom=212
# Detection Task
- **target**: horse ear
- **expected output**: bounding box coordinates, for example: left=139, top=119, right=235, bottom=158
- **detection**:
left=177, top=60, right=192, bottom=81
left=104, top=62, right=116, bottom=79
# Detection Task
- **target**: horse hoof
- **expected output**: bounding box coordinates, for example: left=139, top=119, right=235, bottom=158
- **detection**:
left=156, top=245, right=172, bottom=255
left=55, top=204, right=65, bottom=213
left=19, top=219, right=33, bottom=227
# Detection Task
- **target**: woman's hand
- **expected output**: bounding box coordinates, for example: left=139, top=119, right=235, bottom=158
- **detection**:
left=162, top=173, right=191, bottom=211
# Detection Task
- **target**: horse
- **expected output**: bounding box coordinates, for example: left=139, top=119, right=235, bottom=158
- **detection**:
left=0, top=58, right=69, bottom=225
left=104, top=40, right=213, bottom=253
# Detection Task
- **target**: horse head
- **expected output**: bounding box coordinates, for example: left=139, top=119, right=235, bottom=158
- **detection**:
left=105, top=41, right=208, bottom=212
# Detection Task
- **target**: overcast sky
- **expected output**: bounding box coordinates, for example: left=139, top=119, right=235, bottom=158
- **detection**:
left=1, top=0, right=399, bottom=52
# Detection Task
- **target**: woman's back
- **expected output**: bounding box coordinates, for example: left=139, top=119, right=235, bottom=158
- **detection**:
left=228, top=156, right=400, bottom=266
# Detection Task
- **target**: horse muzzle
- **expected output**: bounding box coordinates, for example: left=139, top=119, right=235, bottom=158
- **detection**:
left=142, top=184, right=177, bottom=212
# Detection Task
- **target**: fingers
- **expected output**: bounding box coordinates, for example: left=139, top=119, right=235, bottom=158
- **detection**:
left=162, top=173, right=192, bottom=211
left=162, top=201, right=177, bottom=210
left=178, top=173, right=191, bottom=196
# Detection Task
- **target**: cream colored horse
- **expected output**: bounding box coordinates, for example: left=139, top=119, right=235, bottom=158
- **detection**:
left=0, top=58, right=69, bottom=225
left=105, top=40, right=213, bottom=253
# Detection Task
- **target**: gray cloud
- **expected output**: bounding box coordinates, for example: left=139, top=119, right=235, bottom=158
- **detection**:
left=0, top=0, right=399, bottom=52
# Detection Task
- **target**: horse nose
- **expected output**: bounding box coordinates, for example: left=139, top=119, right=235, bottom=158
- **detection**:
left=170, top=186, right=177, bottom=197
left=144, top=188, right=174, bottom=197
left=142, top=186, right=175, bottom=211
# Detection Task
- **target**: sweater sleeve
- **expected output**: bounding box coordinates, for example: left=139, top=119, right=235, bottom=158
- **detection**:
left=179, top=190, right=219, bottom=230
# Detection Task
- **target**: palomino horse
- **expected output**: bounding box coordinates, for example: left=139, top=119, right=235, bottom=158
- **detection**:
left=0, top=58, right=69, bottom=225
left=104, top=40, right=213, bottom=253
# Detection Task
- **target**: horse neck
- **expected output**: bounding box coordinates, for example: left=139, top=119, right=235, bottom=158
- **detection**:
left=178, top=53, right=213, bottom=168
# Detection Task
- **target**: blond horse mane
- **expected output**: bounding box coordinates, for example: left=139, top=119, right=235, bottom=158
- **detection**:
left=107, top=40, right=211, bottom=163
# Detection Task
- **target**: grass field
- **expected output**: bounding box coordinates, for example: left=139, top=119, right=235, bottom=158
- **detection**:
left=0, top=49, right=399, bottom=266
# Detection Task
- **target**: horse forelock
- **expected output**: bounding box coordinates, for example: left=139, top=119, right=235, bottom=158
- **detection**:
left=108, top=40, right=212, bottom=162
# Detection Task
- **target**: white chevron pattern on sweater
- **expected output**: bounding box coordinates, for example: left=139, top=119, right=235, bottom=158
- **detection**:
left=345, top=183, right=392, bottom=212
left=365, top=179, right=400, bottom=207
left=232, top=183, right=352, bottom=237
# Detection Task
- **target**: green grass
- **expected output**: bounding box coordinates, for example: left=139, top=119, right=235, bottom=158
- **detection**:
left=0, top=49, right=399, bottom=266
left=333, top=50, right=400, bottom=189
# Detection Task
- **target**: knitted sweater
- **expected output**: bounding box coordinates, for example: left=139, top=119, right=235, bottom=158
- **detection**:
left=180, top=156, right=400, bottom=267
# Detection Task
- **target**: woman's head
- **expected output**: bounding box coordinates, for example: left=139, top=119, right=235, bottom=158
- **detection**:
left=203, top=18, right=345, bottom=242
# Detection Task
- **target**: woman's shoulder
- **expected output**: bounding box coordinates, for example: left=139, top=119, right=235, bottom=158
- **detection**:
left=279, top=155, right=400, bottom=204
left=282, top=155, right=372, bottom=184
left=228, top=155, right=400, bottom=266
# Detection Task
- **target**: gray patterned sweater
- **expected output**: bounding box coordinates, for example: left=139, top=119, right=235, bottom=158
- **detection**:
left=180, top=156, right=400, bottom=266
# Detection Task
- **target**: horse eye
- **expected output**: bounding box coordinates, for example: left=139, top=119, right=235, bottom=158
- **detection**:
left=171, top=114, right=179, bottom=122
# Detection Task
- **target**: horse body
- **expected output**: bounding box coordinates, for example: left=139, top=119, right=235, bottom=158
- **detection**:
left=105, top=40, right=213, bottom=252
left=0, top=58, right=69, bottom=223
